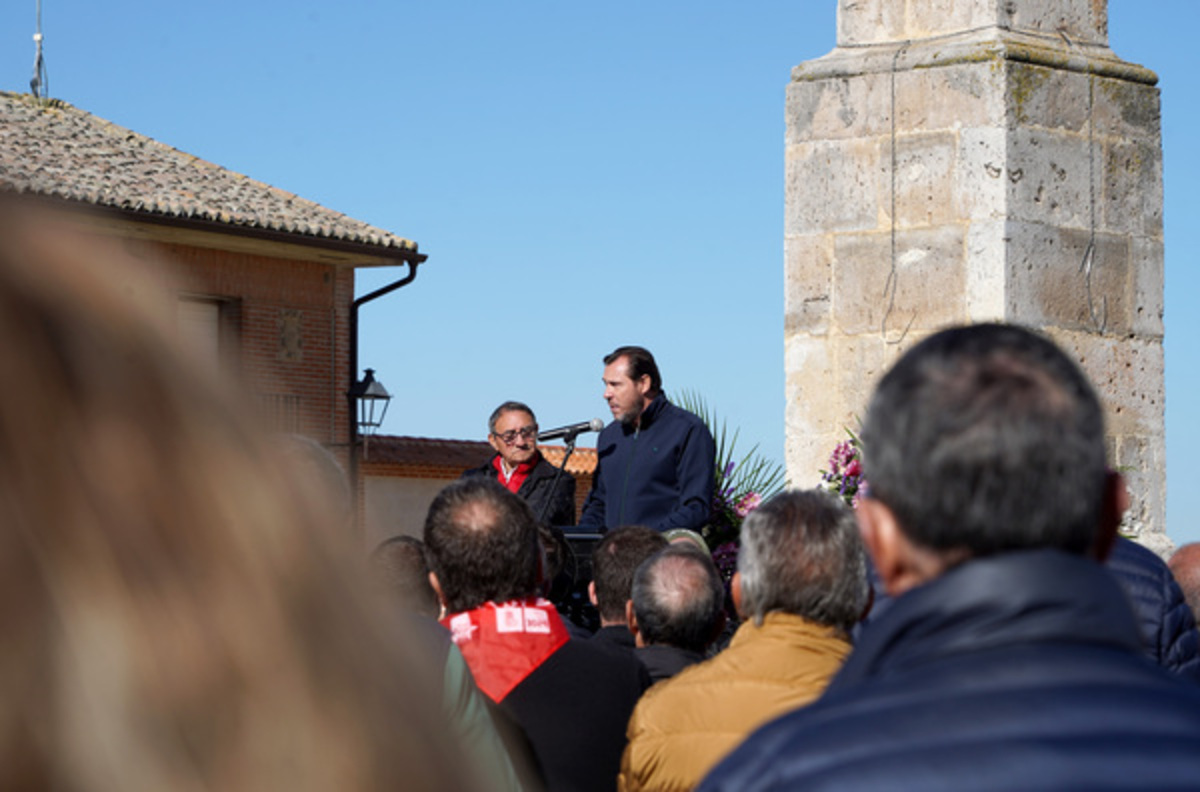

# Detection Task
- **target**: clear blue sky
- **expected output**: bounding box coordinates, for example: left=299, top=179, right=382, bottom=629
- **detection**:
left=2, top=2, right=1196, bottom=545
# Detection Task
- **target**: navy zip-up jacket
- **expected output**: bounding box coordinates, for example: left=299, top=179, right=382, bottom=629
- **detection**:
left=700, top=551, right=1200, bottom=792
left=577, top=394, right=714, bottom=533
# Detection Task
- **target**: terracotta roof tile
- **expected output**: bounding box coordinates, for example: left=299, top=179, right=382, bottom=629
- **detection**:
left=0, top=92, right=418, bottom=253
left=365, top=435, right=597, bottom=475
left=539, top=445, right=597, bottom=476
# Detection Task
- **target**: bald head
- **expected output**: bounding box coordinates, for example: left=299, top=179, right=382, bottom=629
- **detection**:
left=1169, top=543, right=1200, bottom=625
left=631, top=545, right=725, bottom=653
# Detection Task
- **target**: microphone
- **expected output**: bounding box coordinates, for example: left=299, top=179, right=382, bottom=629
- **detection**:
left=537, top=418, right=605, bottom=442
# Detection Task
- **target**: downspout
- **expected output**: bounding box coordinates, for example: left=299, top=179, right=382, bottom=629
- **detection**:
left=349, top=252, right=426, bottom=538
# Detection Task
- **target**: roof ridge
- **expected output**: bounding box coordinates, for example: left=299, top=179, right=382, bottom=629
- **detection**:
left=0, top=91, right=419, bottom=254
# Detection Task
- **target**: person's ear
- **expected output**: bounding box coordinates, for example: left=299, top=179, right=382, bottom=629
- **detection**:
left=626, top=599, right=643, bottom=646
left=488, top=433, right=503, bottom=455
left=730, top=571, right=745, bottom=619
left=857, top=498, right=935, bottom=598
left=588, top=580, right=598, bottom=607
left=428, top=571, right=447, bottom=608
left=1092, top=471, right=1128, bottom=563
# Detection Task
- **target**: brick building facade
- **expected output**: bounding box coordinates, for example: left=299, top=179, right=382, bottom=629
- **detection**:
left=1, top=90, right=424, bottom=523
left=2, top=91, right=598, bottom=545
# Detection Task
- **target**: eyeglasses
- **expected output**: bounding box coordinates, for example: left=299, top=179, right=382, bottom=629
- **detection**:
left=493, top=425, right=537, bottom=445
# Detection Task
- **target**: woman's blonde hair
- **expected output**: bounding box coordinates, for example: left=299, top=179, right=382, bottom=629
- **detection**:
left=0, top=203, right=468, bottom=791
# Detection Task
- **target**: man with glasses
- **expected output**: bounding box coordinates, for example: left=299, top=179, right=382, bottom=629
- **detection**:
left=463, top=400, right=576, bottom=527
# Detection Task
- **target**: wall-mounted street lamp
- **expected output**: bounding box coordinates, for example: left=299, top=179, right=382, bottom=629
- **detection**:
left=348, top=368, right=391, bottom=459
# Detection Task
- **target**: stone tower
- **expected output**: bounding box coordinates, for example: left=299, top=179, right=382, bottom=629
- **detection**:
left=785, top=0, right=1168, bottom=551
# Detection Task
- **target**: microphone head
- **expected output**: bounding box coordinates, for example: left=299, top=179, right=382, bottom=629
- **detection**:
left=589, top=417, right=605, bottom=432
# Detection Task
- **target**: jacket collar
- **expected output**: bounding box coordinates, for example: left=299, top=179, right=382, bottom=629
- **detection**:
left=730, top=611, right=852, bottom=653
left=833, top=549, right=1142, bottom=689
left=624, top=392, right=668, bottom=434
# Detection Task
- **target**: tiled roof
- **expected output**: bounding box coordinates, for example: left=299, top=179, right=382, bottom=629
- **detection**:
left=540, top=445, right=597, bottom=476
left=0, top=92, right=419, bottom=254
left=365, top=435, right=598, bottom=475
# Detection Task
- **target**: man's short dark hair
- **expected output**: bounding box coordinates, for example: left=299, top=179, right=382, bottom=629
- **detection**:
left=738, top=489, right=867, bottom=634
left=488, top=400, right=536, bottom=434
left=604, top=346, right=662, bottom=395
left=423, top=477, right=541, bottom=613
left=369, top=535, right=440, bottom=619
left=862, top=323, right=1107, bottom=559
left=591, top=525, right=668, bottom=622
left=632, top=545, right=725, bottom=653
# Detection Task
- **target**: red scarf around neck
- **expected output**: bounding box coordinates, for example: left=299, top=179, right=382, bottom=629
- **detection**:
left=492, top=454, right=536, bottom=495
left=442, top=597, right=570, bottom=703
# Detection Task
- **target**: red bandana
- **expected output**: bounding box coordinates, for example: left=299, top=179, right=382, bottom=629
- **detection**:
left=442, top=597, right=570, bottom=703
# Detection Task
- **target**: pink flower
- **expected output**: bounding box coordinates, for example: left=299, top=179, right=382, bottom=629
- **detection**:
left=734, top=492, right=762, bottom=518
left=829, top=440, right=858, bottom=474
left=845, top=459, right=862, bottom=478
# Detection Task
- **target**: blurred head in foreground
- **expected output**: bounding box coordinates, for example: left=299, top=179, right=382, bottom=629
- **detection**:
left=0, top=203, right=466, bottom=791
left=857, top=322, right=1119, bottom=595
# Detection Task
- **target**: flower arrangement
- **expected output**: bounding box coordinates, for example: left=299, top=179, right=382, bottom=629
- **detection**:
left=820, top=429, right=866, bottom=508
left=675, top=391, right=786, bottom=578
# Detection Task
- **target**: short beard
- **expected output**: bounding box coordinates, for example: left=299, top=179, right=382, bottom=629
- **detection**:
left=618, top=404, right=643, bottom=428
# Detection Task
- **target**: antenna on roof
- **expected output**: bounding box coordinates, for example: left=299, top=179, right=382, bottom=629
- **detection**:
left=30, top=0, right=48, bottom=99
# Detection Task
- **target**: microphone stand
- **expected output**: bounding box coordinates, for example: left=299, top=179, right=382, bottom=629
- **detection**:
left=538, top=431, right=580, bottom=527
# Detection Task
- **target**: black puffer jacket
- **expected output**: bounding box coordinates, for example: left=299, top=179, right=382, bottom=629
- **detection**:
left=1105, top=535, right=1200, bottom=681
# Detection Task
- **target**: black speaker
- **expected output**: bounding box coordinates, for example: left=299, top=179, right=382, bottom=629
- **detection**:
left=554, top=527, right=603, bottom=633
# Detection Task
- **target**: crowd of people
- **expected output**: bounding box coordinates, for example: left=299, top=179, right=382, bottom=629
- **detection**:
left=8, top=201, right=1200, bottom=791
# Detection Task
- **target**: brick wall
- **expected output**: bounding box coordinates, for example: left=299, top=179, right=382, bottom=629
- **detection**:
left=158, top=242, right=354, bottom=453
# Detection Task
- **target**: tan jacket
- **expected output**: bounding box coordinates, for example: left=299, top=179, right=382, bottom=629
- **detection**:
left=618, top=612, right=851, bottom=792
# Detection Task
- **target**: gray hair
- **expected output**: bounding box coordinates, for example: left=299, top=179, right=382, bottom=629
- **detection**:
left=487, top=401, right=536, bottom=434
left=737, top=489, right=867, bottom=634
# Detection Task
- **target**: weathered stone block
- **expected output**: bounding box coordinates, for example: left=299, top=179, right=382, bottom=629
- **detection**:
left=1094, top=77, right=1161, bottom=141
left=1005, top=128, right=1093, bottom=229
left=786, top=139, right=886, bottom=235
left=1006, top=223, right=1131, bottom=333
left=965, top=219, right=1008, bottom=320
left=832, top=332, right=903, bottom=424
left=1003, top=0, right=1107, bottom=43
left=836, top=0, right=907, bottom=48
left=786, top=72, right=892, bottom=144
left=1103, top=139, right=1162, bottom=236
left=837, top=0, right=1106, bottom=47
left=1115, top=433, right=1167, bottom=539
left=785, top=335, right=838, bottom=478
left=893, top=132, right=959, bottom=228
left=784, top=331, right=900, bottom=489
left=1006, top=63, right=1091, bottom=132
left=1129, top=235, right=1164, bottom=338
left=956, top=128, right=1009, bottom=219
left=833, top=226, right=968, bottom=336
left=785, top=234, right=835, bottom=335
left=894, top=64, right=1004, bottom=132
left=1049, top=328, right=1164, bottom=437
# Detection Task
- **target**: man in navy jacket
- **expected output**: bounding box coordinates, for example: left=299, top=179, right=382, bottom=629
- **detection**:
left=701, top=324, right=1200, bottom=792
left=577, top=346, right=715, bottom=533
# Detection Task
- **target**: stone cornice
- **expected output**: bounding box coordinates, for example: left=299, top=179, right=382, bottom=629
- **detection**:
left=793, top=27, right=1157, bottom=85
